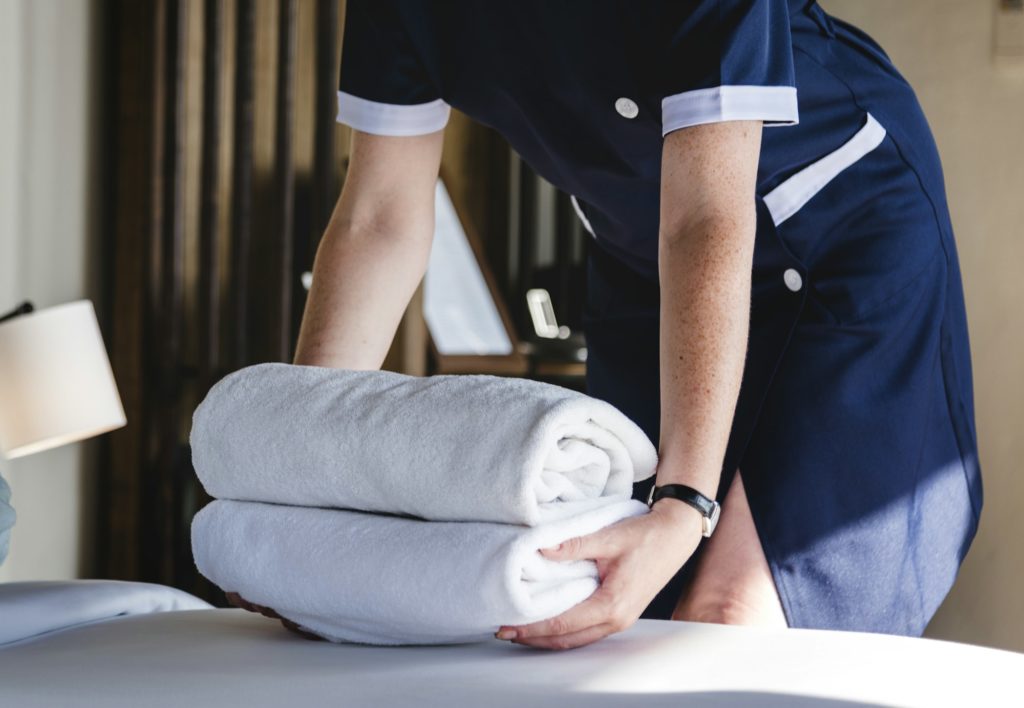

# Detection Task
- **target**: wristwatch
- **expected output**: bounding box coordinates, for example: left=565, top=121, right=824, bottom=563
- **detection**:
left=646, top=483, right=721, bottom=538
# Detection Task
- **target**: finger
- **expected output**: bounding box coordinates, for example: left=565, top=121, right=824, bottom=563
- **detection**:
left=225, top=592, right=281, bottom=620
left=254, top=604, right=283, bottom=620
left=540, top=527, right=615, bottom=562
left=280, top=618, right=324, bottom=641
left=225, top=592, right=258, bottom=613
left=513, top=622, right=615, bottom=651
left=499, top=587, right=616, bottom=640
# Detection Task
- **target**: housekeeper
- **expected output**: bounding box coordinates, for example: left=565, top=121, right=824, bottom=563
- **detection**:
left=291, top=0, right=981, bottom=649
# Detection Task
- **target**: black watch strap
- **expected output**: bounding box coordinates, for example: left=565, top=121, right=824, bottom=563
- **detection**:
left=646, top=484, right=721, bottom=538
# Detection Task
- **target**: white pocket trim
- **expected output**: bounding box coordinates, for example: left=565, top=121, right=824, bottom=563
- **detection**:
left=336, top=91, right=450, bottom=137
left=570, top=195, right=596, bottom=237
left=763, top=113, right=887, bottom=227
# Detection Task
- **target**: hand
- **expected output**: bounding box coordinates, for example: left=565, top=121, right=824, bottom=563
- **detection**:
left=496, top=499, right=704, bottom=650
left=225, top=592, right=323, bottom=641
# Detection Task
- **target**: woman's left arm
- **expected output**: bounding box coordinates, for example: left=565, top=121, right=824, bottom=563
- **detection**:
left=499, top=119, right=763, bottom=650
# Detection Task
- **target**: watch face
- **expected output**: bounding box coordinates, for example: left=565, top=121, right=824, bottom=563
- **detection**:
left=703, top=501, right=722, bottom=538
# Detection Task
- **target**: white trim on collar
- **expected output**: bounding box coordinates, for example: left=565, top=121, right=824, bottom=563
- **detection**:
left=661, top=85, right=799, bottom=136
left=336, top=91, right=450, bottom=136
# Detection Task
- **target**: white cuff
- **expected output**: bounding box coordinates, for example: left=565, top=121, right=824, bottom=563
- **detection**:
left=336, top=91, right=450, bottom=136
left=661, top=85, right=799, bottom=136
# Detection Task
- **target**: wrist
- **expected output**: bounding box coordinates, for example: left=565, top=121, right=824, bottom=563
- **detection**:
left=648, top=480, right=723, bottom=538
left=649, top=497, right=704, bottom=539
left=651, top=457, right=719, bottom=502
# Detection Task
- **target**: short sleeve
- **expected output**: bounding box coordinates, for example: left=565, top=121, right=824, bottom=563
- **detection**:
left=337, top=0, right=450, bottom=136
left=659, top=0, right=798, bottom=136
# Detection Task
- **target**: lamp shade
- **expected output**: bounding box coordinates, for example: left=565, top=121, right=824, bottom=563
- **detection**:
left=0, top=300, right=126, bottom=459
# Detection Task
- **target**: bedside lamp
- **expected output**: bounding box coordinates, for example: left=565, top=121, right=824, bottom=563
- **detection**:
left=0, top=300, right=126, bottom=565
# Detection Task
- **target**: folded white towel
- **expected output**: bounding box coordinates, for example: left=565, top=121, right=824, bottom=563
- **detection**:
left=191, top=363, right=657, bottom=526
left=192, top=498, right=648, bottom=645
left=0, top=580, right=212, bottom=646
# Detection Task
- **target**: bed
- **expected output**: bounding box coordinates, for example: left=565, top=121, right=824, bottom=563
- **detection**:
left=0, top=607, right=1020, bottom=707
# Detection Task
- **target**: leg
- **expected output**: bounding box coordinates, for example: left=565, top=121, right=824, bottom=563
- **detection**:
left=673, top=470, right=787, bottom=627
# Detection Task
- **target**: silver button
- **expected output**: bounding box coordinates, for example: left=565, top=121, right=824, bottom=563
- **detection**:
left=615, top=97, right=639, bottom=119
left=784, top=268, right=803, bottom=292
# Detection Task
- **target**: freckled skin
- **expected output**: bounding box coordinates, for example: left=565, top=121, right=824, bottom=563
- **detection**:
left=293, top=130, right=445, bottom=370
left=653, top=121, right=785, bottom=629
left=656, top=121, right=758, bottom=501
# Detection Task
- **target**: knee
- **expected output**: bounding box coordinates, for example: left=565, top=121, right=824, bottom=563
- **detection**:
left=674, top=588, right=787, bottom=628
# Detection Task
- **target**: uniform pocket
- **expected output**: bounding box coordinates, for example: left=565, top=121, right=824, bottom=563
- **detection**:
left=762, top=113, right=887, bottom=228
left=761, top=112, right=945, bottom=326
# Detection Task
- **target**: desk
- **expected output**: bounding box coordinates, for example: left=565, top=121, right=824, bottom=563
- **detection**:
left=0, top=609, right=1019, bottom=707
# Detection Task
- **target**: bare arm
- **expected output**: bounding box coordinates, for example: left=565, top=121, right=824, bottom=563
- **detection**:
left=656, top=120, right=762, bottom=499
left=232, top=129, right=441, bottom=630
left=503, top=120, right=763, bottom=650
left=293, top=128, right=444, bottom=369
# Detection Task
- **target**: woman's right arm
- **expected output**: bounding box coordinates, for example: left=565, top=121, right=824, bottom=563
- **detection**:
left=293, top=128, right=444, bottom=369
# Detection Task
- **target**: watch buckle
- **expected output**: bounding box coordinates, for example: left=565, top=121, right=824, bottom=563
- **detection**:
left=702, top=500, right=722, bottom=538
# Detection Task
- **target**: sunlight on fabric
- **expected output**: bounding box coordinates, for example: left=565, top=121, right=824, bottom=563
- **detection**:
left=424, top=181, right=513, bottom=356
left=571, top=621, right=1020, bottom=706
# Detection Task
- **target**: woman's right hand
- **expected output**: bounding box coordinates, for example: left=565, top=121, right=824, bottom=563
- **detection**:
left=225, top=592, right=323, bottom=641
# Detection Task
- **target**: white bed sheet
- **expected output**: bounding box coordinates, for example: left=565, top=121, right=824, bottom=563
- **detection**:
left=0, top=580, right=211, bottom=645
left=0, top=609, right=1020, bottom=707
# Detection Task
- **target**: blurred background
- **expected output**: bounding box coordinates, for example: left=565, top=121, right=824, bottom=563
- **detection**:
left=0, top=0, right=1021, bottom=652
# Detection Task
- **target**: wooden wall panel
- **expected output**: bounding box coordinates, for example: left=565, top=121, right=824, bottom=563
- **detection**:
left=99, top=0, right=513, bottom=596
left=99, top=0, right=349, bottom=594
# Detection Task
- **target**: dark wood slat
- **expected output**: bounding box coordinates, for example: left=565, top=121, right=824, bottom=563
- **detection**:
left=230, top=0, right=255, bottom=369
left=100, top=0, right=163, bottom=581
left=312, top=0, right=339, bottom=240
left=135, top=0, right=168, bottom=584
left=165, top=0, right=190, bottom=586
left=198, top=0, right=224, bottom=387
left=141, top=0, right=187, bottom=584
left=274, top=0, right=298, bottom=361
left=185, top=0, right=226, bottom=598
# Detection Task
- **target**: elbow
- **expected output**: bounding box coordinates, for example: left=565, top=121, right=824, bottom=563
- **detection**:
left=658, top=206, right=757, bottom=259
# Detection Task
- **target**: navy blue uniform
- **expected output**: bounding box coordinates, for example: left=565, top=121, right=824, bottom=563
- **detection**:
left=337, top=0, right=981, bottom=636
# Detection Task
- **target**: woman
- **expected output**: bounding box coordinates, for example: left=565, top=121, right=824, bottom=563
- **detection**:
left=290, top=0, right=981, bottom=649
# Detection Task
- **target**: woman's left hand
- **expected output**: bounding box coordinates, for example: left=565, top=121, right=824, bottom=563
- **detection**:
left=496, top=499, right=703, bottom=650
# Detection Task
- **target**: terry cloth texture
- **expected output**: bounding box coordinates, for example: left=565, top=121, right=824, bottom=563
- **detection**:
left=191, top=363, right=657, bottom=526
left=192, top=498, right=648, bottom=645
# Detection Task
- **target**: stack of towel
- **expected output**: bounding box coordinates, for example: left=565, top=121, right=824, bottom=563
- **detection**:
left=190, top=363, right=657, bottom=645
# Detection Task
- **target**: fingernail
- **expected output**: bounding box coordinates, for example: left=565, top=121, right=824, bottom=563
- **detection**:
left=495, top=629, right=517, bottom=640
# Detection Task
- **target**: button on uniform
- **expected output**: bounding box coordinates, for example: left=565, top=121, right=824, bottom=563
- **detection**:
left=784, top=268, right=803, bottom=292
left=615, top=97, right=639, bottom=119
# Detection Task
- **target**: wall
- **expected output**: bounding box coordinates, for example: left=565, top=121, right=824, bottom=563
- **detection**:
left=821, top=0, right=1024, bottom=651
left=0, top=0, right=103, bottom=581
